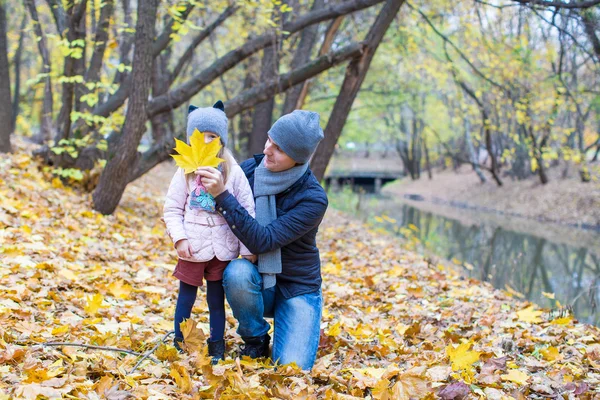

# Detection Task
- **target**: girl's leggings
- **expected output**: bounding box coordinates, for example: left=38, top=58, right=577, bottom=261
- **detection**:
left=174, top=280, right=225, bottom=342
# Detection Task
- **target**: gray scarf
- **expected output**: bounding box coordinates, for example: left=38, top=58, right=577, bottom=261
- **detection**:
left=254, top=158, right=309, bottom=289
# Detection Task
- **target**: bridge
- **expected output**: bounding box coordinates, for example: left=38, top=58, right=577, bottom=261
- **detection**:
left=324, top=150, right=405, bottom=193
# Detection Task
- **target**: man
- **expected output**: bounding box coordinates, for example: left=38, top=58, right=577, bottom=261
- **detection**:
left=196, top=110, right=328, bottom=370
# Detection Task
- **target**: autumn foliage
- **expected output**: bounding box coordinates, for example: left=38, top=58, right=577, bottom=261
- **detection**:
left=1, top=146, right=600, bottom=399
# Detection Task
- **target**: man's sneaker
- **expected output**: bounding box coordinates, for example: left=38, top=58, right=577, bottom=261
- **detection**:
left=240, top=334, right=270, bottom=359
left=207, top=339, right=225, bottom=365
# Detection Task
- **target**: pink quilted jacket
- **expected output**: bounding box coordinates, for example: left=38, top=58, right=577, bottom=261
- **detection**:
left=163, top=162, right=255, bottom=262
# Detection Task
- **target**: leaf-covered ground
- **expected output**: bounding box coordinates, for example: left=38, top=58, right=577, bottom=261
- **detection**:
left=1, top=149, right=600, bottom=399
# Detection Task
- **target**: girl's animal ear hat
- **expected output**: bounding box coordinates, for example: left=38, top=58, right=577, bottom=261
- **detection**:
left=186, top=100, right=228, bottom=146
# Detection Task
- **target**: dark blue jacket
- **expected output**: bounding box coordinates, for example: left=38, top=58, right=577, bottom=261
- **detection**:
left=214, top=154, right=328, bottom=298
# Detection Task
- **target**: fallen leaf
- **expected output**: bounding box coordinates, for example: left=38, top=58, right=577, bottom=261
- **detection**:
left=517, top=306, right=543, bottom=324
left=501, top=369, right=530, bottom=385
left=446, top=341, right=480, bottom=371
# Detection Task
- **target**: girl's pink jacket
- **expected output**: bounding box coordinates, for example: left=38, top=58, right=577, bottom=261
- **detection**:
left=163, top=162, right=255, bottom=262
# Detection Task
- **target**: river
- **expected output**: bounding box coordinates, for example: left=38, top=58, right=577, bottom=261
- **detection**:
left=330, top=191, right=600, bottom=326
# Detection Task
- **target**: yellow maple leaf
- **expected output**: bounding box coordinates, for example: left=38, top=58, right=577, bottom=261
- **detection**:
left=517, top=305, right=543, bottom=323
left=156, top=343, right=180, bottom=362
left=171, top=129, right=225, bottom=174
left=446, top=341, right=481, bottom=371
left=541, top=346, right=562, bottom=361
left=371, top=378, right=391, bottom=400
left=51, top=325, right=70, bottom=335
left=326, top=321, right=342, bottom=337
left=501, top=369, right=530, bottom=385
left=179, top=318, right=205, bottom=353
left=84, top=293, right=104, bottom=316
left=391, top=372, right=429, bottom=400
left=108, top=280, right=132, bottom=299
left=551, top=316, right=573, bottom=325
left=170, top=363, right=192, bottom=393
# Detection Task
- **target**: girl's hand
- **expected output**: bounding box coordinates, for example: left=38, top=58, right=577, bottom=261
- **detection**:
left=243, top=255, right=258, bottom=264
left=195, top=167, right=225, bottom=197
left=175, top=239, right=192, bottom=259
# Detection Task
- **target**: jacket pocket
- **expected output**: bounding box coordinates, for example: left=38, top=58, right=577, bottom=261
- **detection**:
left=225, top=229, right=239, bottom=253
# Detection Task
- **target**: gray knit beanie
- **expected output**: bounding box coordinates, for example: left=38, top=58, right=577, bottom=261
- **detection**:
left=268, top=110, right=324, bottom=164
left=186, top=100, right=228, bottom=146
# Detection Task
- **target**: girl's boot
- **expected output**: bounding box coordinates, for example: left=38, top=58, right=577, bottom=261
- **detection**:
left=207, top=339, right=225, bottom=364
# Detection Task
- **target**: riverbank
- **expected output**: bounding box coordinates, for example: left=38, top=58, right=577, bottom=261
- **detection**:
left=2, top=151, right=600, bottom=398
left=385, top=164, right=600, bottom=229
left=384, top=165, right=600, bottom=252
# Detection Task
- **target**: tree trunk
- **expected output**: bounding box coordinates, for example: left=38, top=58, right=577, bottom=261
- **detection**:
left=93, top=0, right=158, bottom=215
left=25, top=0, right=53, bottom=143
left=82, top=0, right=114, bottom=112
left=55, top=2, right=87, bottom=144
left=281, top=0, right=324, bottom=115
left=11, top=14, right=27, bottom=129
left=423, top=136, right=432, bottom=180
left=581, top=11, right=600, bottom=63
left=238, top=58, right=258, bottom=158
left=311, top=0, right=405, bottom=181
left=465, top=117, right=486, bottom=183
left=146, top=0, right=386, bottom=118
left=295, top=16, right=344, bottom=110
left=113, top=0, right=133, bottom=85
left=0, top=1, right=13, bottom=153
left=249, top=43, right=279, bottom=155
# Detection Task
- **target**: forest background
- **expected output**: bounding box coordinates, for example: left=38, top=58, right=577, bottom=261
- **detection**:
left=1, top=0, right=600, bottom=210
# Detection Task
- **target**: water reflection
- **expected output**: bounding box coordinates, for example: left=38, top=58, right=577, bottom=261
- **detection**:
left=369, top=202, right=600, bottom=326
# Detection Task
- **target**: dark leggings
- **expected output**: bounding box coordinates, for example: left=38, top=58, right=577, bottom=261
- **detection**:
left=174, top=280, right=225, bottom=342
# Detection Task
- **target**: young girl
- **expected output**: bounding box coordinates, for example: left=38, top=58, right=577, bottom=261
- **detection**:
left=163, top=100, right=255, bottom=363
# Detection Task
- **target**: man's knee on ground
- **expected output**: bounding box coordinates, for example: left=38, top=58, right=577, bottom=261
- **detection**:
left=223, top=258, right=258, bottom=290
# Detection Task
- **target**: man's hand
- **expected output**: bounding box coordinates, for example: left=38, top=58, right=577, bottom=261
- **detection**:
left=175, top=239, right=192, bottom=259
left=196, top=167, right=226, bottom=197
left=243, top=254, right=258, bottom=264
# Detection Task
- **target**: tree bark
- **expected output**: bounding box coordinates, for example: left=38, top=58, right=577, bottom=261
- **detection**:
left=295, top=16, right=344, bottom=110
left=581, top=11, right=600, bottom=62
left=113, top=0, right=133, bottom=85
left=465, top=117, right=487, bottom=183
left=224, top=42, right=365, bottom=118
left=25, top=0, right=54, bottom=143
left=147, top=0, right=385, bottom=117
left=0, top=1, right=13, bottom=153
left=128, top=41, right=365, bottom=177
left=93, top=0, right=158, bottom=215
left=55, top=1, right=87, bottom=143
left=281, top=0, right=325, bottom=115
left=249, top=44, right=279, bottom=155
left=11, top=14, right=26, bottom=129
left=169, top=5, right=238, bottom=85
left=82, top=0, right=114, bottom=112
left=237, top=58, right=258, bottom=158
left=311, top=0, right=405, bottom=181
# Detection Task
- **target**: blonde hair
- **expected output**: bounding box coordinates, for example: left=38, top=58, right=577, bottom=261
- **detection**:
left=218, top=142, right=236, bottom=184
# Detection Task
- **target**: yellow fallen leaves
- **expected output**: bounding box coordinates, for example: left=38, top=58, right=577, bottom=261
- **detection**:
left=170, top=363, right=193, bottom=394
left=171, top=129, right=224, bottom=173
left=84, top=293, right=104, bottom=316
left=501, top=369, right=530, bottom=385
left=446, top=341, right=481, bottom=371
left=108, top=280, right=133, bottom=299
left=2, top=151, right=600, bottom=399
left=517, top=305, right=544, bottom=323
left=180, top=319, right=205, bottom=353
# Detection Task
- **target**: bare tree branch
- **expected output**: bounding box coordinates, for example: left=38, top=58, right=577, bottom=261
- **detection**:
left=509, top=0, right=600, bottom=9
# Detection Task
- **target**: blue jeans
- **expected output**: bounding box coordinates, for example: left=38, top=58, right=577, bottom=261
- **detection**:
left=223, top=259, right=322, bottom=370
